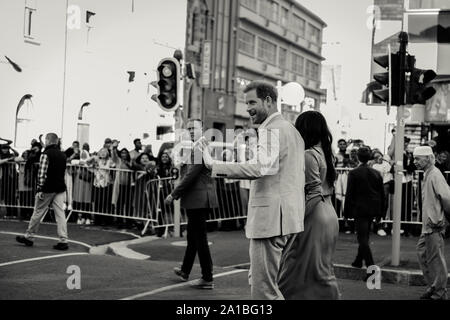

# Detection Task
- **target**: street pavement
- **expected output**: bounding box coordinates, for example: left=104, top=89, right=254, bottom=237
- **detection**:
left=0, top=219, right=446, bottom=300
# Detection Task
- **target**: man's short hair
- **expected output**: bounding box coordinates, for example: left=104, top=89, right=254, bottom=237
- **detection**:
left=46, top=133, right=59, bottom=145
left=104, top=138, right=112, bottom=144
left=357, top=146, right=372, bottom=163
left=133, top=138, right=141, bottom=145
left=244, top=81, right=278, bottom=102
left=338, top=139, right=347, bottom=145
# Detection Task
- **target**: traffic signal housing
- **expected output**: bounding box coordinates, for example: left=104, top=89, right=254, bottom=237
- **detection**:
left=373, top=53, right=402, bottom=106
left=406, top=55, right=437, bottom=105
left=154, top=57, right=181, bottom=112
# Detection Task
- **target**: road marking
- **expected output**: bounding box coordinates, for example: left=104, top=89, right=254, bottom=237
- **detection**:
left=0, top=231, right=92, bottom=249
left=0, top=252, right=88, bottom=267
left=222, top=262, right=250, bottom=269
left=120, top=269, right=248, bottom=300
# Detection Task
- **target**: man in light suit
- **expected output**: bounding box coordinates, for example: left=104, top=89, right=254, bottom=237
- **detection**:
left=199, top=81, right=305, bottom=300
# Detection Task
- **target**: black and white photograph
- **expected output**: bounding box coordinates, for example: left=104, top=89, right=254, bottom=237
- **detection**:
left=1, top=0, right=450, bottom=312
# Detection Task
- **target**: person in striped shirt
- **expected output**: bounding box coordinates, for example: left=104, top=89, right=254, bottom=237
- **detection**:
left=16, top=133, right=69, bottom=251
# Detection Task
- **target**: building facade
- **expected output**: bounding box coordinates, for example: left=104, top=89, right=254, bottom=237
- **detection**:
left=184, top=0, right=327, bottom=131
left=0, top=0, right=186, bottom=152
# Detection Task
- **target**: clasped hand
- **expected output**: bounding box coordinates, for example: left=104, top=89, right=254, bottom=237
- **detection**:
left=195, top=137, right=214, bottom=170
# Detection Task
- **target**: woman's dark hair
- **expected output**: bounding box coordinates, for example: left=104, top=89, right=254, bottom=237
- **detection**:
left=119, top=148, right=131, bottom=162
left=295, top=111, right=336, bottom=186
left=136, top=152, right=155, bottom=165
left=157, top=151, right=172, bottom=167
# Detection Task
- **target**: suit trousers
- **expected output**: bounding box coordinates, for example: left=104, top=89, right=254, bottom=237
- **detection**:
left=181, top=208, right=213, bottom=282
left=354, top=217, right=375, bottom=267
left=25, top=192, right=68, bottom=243
left=249, top=234, right=297, bottom=300
left=417, top=232, right=448, bottom=299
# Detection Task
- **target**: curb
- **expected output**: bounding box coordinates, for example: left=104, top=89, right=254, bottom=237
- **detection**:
left=96, top=236, right=160, bottom=260
left=223, top=261, right=436, bottom=287
left=333, top=264, right=440, bottom=286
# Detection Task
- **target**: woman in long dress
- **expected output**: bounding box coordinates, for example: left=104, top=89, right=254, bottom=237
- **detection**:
left=279, top=110, right=340, bottom=300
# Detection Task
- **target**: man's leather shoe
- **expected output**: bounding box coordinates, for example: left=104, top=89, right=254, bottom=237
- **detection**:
left=16, top=236, right=33, bottom=247
left=53, top=242, right=69, bottom=251
left=351, top=261, right=362, bottom=268
left=420, top=291, right=434, bottom=300
left=191, top=278, right=214, bottom=290
left=174, top=267, right=189, bottom=282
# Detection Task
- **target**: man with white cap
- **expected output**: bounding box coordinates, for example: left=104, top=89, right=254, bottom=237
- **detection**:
left=413, top=145, right=450, bottom=300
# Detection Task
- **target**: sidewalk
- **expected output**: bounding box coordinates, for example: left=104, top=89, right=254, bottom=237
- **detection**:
left=127, top=228, right=450, bottom=286
left=334, top=231, right=450, bottom=285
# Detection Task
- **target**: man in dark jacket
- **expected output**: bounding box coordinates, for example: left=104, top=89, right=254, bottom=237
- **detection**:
left=165, top=119, right=218, bottom=289
left=16, top=133, right=69, bottom=250
left=344, top=146, right=385, bottom=270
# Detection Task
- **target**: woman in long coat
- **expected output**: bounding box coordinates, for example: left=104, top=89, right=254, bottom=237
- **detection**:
left=278, top=111, right=340, bottom=300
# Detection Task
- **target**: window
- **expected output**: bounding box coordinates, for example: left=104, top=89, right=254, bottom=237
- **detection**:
left=281, top=7, right=289, bottom=27
left=306, top=60, right=319, bottom=80
left=157, top=126, right=173, bottom=140
left=279, top=47, right=287, bottom=69
left=241, top=0, right=258, bottom=12
left=260, top=0, right=278, bottom=22
left=307, top=24, right=321, bottom=44
left=86, top=11, right=96, bottom=49
left=292, top=14, right=305, bottom=37
left=238, top=29, right=256, bottom=56
left=190, top=11, right=198, bottom=45
left=291, top=53, right=304, bottom=75
left=14, top=94, right=34, bottom=148
left=24, top=0, right=37, bottom=39
left=258, top=38, right=277, bottom=65
left=271, top=2, right=279, bottom=22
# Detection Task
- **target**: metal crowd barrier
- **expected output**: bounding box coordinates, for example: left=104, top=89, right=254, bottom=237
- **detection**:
left=2, top=161, right=450, bottom=235
left=334, top=168, right=436, bottom=226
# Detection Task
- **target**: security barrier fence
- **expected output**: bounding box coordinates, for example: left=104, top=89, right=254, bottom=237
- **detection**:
left=1, top=162, right=448, bottom=235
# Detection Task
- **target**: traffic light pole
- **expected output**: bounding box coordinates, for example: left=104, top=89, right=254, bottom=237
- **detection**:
left=391, top=32, right=408, bottom=267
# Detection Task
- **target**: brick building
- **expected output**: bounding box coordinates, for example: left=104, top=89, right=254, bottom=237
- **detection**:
left=184, top=0, right=327, bottom=131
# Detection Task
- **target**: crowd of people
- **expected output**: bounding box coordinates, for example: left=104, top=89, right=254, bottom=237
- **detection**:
left=0, top=136, right=176, bottom=231
left=332, top=133, right=450, bottom=238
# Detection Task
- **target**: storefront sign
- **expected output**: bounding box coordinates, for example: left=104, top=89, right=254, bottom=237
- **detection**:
left=202, top=41, right=211, bottom=88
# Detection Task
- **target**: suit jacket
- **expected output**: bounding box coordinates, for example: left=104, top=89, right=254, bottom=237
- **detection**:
left=171, top=151, right=218, bottom=210
left=211, top=113, right=305, bottom=239
left=344, top=163, right=385, bottom=219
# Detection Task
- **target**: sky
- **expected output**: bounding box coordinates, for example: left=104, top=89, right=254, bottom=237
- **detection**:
left=299, top=0, right=374, bottom=112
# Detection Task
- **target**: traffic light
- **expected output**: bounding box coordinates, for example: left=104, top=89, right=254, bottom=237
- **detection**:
left=405, top=55, right=437, bottom=105
left=373, top=53, right=402, bottom=106
left=154, top=57, right=181, bottom=112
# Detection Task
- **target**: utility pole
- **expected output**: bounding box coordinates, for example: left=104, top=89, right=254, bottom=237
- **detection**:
left=391, top=32, right=409, bottom=266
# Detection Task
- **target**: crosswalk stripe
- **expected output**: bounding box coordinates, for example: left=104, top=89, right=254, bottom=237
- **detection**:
left=120, top=269, right=248, bottom=300
left=0, top=252, right=88, bottom=267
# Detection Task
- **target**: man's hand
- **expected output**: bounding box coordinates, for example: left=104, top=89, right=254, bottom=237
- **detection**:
left=36, top=192, right=44, bottom=200
left=165, top=194, right=174, bottom=205
left=197, top=137, right=214, bottom=170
